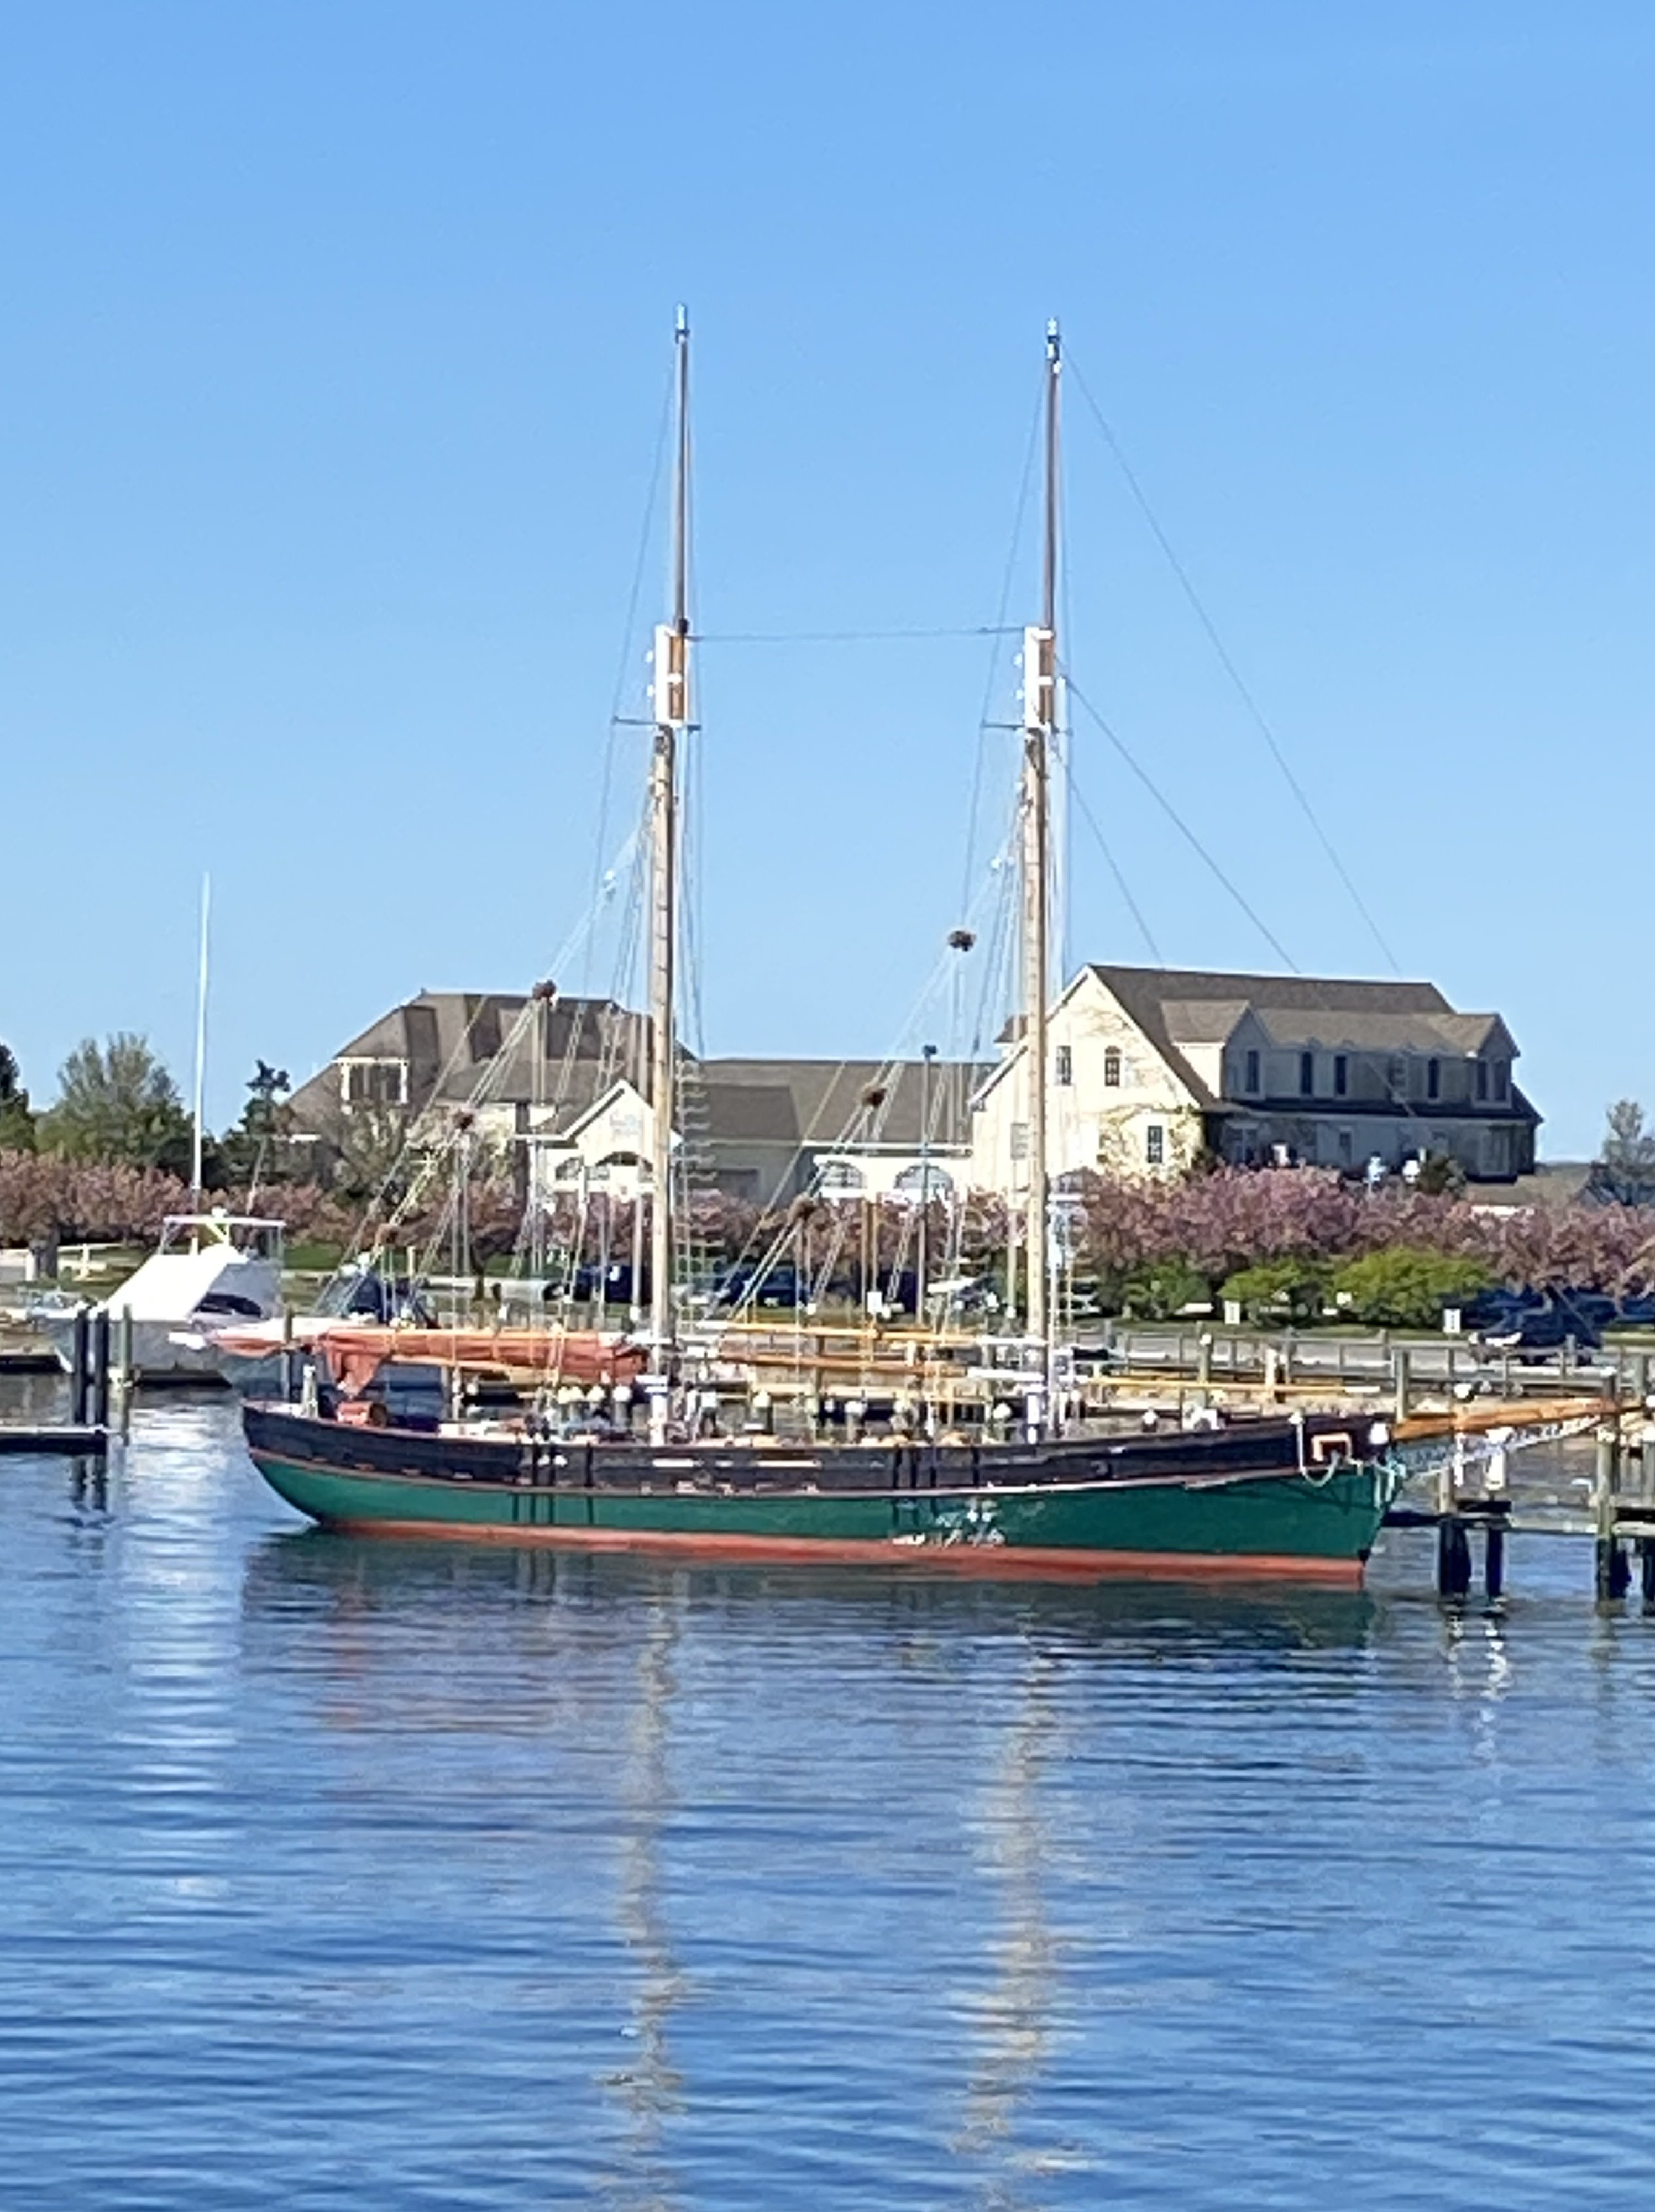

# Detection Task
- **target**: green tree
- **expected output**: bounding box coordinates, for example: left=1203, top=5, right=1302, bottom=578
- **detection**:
left=40, top=1033, right=195, bottom=1172
left=0, top=1042, right=35, bottom=1152
left=1590, top=1099, right=1655, bottom=1207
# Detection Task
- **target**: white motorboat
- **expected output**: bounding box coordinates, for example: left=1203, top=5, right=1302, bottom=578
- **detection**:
left=35, top=1212, right=286, bottom=1383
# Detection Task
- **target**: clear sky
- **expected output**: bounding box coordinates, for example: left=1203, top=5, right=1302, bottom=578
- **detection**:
left=2, top=2, right=1651, bottom=1156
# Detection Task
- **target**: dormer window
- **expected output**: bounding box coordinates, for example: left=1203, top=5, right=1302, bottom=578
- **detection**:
left=1494, top=1059, right=1510, bottom=1103
left=1476, top=1060, right=1489, bottom=1102
left=1244, top=1049, right=1260, bottom=1095
left=1103, top=1047, right=1122, bottom=1088
left=1300, top=1052, right=1314, bottom=1098
left=1427, top=1058, right=1441, bottom=1101
left=1334, top=1055, right=1348, bottom=1097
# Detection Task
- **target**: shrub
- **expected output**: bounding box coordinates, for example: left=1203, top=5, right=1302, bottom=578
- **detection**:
left=1219, top=1257, right=1331, bottom=1324
left=1121, top=1258, right=1212, bottom=1320
left=1331, top=1247, right=1491, bottom=1329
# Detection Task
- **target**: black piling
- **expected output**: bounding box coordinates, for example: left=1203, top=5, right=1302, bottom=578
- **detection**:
left=69, top=1304, right=91, bottom=1427
left=1484, top=1523, right=1506, bottom=1602
left=1437, top=1518, right=1473, bottom=1599
left=1597, top=1538, right=1632, bottom=1601
left=88, top=1310, right=111, bottom=1432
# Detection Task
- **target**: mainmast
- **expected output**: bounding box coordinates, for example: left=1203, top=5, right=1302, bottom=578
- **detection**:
left=648, top=306, right=692, bottom=1354
left=1020, top=319, right=1060, bottom=1368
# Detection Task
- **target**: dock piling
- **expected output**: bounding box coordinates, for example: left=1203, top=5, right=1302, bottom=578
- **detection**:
left=88, top=1310, right=111, bottom=1432
left=69, top=1304, right=90, bottom=1428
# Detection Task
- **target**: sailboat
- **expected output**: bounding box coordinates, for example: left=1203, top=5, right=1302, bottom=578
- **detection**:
left=38, top=877, right=291, bottom=1382
left=240, top=313, right=1410, bottom=1582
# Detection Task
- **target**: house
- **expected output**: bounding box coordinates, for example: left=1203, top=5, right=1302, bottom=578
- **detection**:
left=286, top=991, right=978, bottom=1209
left=970, top=965, right=1541, bottom=1189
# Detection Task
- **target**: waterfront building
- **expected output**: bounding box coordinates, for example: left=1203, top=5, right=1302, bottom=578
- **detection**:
left=284, top=991, right=977, bottom=1208
left=287, top=966, right=1539, bottom=1210
left=970, top=964, right=1539, bottom=1189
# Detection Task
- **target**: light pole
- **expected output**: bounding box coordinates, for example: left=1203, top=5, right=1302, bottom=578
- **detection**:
left=918, top=1044, right=937, bottom=1325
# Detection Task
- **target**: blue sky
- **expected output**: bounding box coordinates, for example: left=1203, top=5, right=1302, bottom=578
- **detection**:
left=2, top=3, right=1651, bottom=1155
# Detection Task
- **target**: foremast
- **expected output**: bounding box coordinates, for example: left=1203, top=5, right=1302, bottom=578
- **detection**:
left=648, top=306, right=692, bottom=1357
left=1020, top=319, right=1060, bottom=1385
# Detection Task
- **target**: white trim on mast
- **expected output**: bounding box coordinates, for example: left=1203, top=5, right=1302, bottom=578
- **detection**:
left=648, top=305, right=691, bottom=1355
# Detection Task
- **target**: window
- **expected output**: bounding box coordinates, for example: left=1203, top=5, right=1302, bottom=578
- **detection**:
left=1493, top=1059, right=1510, bottom=1102
left=1103, top=1047, right=1122, bottom=1088
left=1055, top=1044, right=1072, bottom=1087
left=1300, top=1051, right=1314, bottom=1098
left=1010, top=1121, right=1028, bottom=1162
left=894, top=1162, right=955, bottom=1199
left=1334, top=1055, right=1348, bottom=1098
left=1337, top=1128, right=1353, bottom=1165
left=1145, top=1124, right=1165, bottom=1167
left=1387, top=1056, right=1407, bottom=1097
left=1244, top=1049, right=1260, bottom=1094
left=818, top=1158, right=866, bottom=1193
left=341, top=1057, right=408, bottom=1108
left=1476, top=1060, right=1489, bottom=1102
left=1427, top=1058, right=1441, bottom=1101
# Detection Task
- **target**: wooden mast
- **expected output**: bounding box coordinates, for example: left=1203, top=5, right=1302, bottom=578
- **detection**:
left=1020, top=319, right=1060, bottom=1375
left=649, top=307, right=691, bottom=1356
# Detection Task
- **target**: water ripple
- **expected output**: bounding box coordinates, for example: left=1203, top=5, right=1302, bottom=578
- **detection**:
left=4, top=1396, right=1655, bottom=2206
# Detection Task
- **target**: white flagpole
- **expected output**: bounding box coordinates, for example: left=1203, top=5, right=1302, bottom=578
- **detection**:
left=191, top=873, right=211, bottom=1212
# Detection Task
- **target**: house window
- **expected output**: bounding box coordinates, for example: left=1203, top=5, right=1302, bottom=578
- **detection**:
left=1427, top=1058, right=1441, bottom=1101
left=1103, top=1047, right=1122, bottom=1088
left=1300, top=1052, right=1314, bottom=1098
left=1337, top=1128, right=1353, bottom=1165
left=1145, top=1124, right=1165, bottom=1167
left=818, top=1158, right=866, bottom=1193
left=1055, top=1044, right=1072, bottom=1087
left=1244, top=1049, right=1260, bottom=1095
left=894, top=1162, right=955, bottom=1199
left=1476, top=1060, right=1489, bottom=1103
left=1493, top=1060, right=1510, bottom=1102
left=1010, top=1121, right=1029, bottom=1162
left=341, top=1057, right=408, bottom=1108
left=1334, top=1055, right=1348, bottom=1098
left=1387, top=1056, right=1407, bottom=1096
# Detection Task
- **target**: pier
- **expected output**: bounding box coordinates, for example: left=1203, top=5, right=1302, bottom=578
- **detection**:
left=0, top=1304, right=123, bottom=1456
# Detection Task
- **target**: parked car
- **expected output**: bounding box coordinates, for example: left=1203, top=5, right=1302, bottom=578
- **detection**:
left=1478, top=1301, right=1602, bottom=1356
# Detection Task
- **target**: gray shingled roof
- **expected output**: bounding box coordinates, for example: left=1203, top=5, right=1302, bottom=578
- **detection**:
left=699, top=1058, right=981, bottom=1151
left=1088, top=965, right=1511, bottom=1110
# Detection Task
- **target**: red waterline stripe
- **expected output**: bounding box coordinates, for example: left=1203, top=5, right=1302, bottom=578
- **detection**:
left=316, top=1517, right=1368, bottom=1587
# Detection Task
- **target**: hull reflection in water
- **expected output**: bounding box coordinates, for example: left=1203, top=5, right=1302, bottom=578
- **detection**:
left=239, top=1528, right=1381, bottom=1657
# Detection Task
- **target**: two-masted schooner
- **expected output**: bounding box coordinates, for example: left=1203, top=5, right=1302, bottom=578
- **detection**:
left=240, top=312, right=1408, bottom=1582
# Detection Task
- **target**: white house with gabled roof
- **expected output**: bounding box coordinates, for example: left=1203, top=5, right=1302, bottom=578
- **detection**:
left=970, top=963, right=1541, bottom=1189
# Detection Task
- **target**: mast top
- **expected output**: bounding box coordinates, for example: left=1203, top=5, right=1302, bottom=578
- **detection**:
left=1046, top=316, right=1060, bottom=360
left=675, top=302, right=689, bottom=339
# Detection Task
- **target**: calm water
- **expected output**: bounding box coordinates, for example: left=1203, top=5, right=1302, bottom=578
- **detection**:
left=6, top=1393, right=1655, bottom=2208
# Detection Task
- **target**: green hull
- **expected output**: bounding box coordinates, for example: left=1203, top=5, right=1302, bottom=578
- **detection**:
left=246, top=1440, right=1394, bottom=1585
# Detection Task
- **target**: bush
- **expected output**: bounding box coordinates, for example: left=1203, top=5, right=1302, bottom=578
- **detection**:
left=1331, top=1248, right=1491, bottom=1330
left=1121, top=1258, right=1212, bottom=1320
left=1219, top=1257, right=1331, bottom=1325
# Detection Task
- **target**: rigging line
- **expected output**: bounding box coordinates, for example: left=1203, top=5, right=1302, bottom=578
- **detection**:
left=584, top=365, right=676, bottom=988
left=1063, top=763, right=1165, bottom=967
left=1064, top=671, right=1301, bottom=974
left=963, top=380, right=1045, bottom=916
left=1065, top=353, right=1402, bottom=977
left=695, top=624, right=1021, bottom=644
